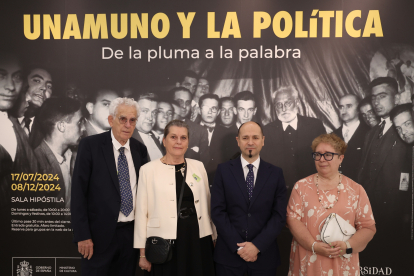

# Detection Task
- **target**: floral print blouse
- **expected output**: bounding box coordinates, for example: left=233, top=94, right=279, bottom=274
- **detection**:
left=287, top=174, right=375, bottom=276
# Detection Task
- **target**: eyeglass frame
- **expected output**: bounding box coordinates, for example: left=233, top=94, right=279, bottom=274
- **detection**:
left=311, top=152, right=340, bottom=161
left=117, top=116, right=138, bottom=125
left=275, top=100, right=295, bottom=110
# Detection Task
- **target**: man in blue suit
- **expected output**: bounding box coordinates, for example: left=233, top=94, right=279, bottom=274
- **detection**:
left=212, top=121, right=287, bottom=276
left=71, top=97, right=148, bottom=276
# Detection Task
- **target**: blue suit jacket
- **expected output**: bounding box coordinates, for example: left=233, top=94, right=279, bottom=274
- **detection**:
left=211, top=157, right=287, bottom=269
left=71, top=131, right=148, bottom=252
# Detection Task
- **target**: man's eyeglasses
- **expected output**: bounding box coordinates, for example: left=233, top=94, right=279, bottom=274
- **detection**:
left=118, top=116, right=137, bottom=125
left=275, top=100, right=294, bottom=110
left=312, top=152, right=340, bottom=161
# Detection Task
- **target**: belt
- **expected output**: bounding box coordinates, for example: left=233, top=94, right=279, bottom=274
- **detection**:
left=179, top=207, right=196, bottom=219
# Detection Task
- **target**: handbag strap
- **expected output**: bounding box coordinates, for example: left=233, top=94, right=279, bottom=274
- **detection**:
left=176, top=159, right=187, bottom=218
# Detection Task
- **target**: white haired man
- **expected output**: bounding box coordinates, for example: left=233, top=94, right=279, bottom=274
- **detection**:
left=71, top=97, right=148, bottom=276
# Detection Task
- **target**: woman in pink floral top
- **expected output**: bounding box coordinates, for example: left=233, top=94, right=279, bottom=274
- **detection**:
left=287, top=133, right=376, bottom=276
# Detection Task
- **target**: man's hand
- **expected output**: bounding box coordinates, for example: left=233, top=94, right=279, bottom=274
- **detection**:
left=237, top=242, right=259, bottom=262
left=78, top=239, right=94, bottom=260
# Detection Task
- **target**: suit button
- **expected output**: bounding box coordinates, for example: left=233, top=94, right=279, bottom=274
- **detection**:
left=199, top=216, right=202, bottom=220
left=190, top=183, right=194, bottom=187
left=195, top=200, right=199, bottom=203
left=248, top=213, right=251, bottom=217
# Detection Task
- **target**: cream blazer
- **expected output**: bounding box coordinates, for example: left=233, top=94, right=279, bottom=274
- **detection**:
left=134, top=158, right=217, bottom=248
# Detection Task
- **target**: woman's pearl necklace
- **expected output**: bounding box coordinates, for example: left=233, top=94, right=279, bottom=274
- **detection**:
left=315, top=173, right=342, bottom=209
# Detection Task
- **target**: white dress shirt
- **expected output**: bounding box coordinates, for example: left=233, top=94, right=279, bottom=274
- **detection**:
left=200, top=122, right=215, bottom=146
left=0, top=111, right=17, bottom=161
left=342, top=120, right=360, bottom=143
left=282, top=115, right=298, bottom=131
left=111, top=130, right=137, bottom=222
left=381, top=117, right=393, bottom=136
left=138, top=131, right=163, bottom=160
left=44, top=141, right=72, bottom=206
left=241, top=156, right=260, bottom=187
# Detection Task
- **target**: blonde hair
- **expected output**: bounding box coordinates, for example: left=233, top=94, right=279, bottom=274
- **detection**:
left=311, top=133, right=347, bottom=155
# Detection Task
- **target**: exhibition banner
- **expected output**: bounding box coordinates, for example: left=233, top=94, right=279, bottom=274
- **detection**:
left=0, top=0, right=413, bottom=275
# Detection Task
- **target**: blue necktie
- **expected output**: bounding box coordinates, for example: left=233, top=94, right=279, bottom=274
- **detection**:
left=118, top=147, right=133, bottom=217
left=246, top=164, right=254, bottom=201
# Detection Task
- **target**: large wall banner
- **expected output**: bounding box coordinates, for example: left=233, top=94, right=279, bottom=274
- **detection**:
left=1, top=0, right=413, bottom=275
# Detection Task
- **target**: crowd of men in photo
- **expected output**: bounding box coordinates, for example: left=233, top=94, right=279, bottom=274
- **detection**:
left=1, top=52, right=413, bottom=258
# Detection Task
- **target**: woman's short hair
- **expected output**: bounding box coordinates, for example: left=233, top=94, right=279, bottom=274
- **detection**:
left=311, top=133, right=347, bottom=155
left=108, top=97, right=140, bottom=118
left=163, top=119, right=190, bottom=140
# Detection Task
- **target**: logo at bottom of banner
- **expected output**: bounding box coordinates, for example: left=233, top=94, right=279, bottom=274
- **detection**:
left=16, top=260, right=33, bottom=276
left=360, top=267, right=393, bottom=275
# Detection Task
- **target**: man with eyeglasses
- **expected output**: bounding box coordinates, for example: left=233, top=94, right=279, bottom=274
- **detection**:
left=84, top=88, right=120, bottom=136
left=358, top=96, right=380, bottom=128
left=357, top=77, right=412, bottom=271
left=333, top=94, right=369, bottom=181
left=132, top=93, right=163, bottom=161
left=71, top=97, right=148, bottom=276
left=263, top=86, right=325, bottom=195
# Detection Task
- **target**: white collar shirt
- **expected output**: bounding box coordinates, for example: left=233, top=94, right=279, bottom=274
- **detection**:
left=200, top=122, right=216, bottom=146
left=88, top=119, right=107, bottom=134
left=111, top=130, right=137, bottom=222
left=342, top=120, right=360, bottom=143
left=138, top=131, right=163, bottom=160
left=381, top=117, right=393, bottom=136
left=240, top=156, right=261, bottom=187
left=282, top=115, right=298, bottom=131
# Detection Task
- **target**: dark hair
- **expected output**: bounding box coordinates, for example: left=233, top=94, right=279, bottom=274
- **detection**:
left=219, top=96, right=234, bottom=106
left=163, top=119, right=190, bottom=140
left=368, top=77, right=398, bottom=95
left=390, top=103, right=413, bottom=122
left=86, top=88, right=120, bottom=104
left=22, top=64, right=53, bottom=83
left=138, top=92, right=158, bottom=102
left=36, top=97, right=82, bottom=137
left=169, top=86, right=192, bottom=104
left=358, top=96, right=373, bottom=111
left=233, top=91, right=256, bottom=107
left=237, top=121, right=264, bottom=137
left=198, top=94, right=220, bottom=108
left=178, top=70, right=198, bottom=83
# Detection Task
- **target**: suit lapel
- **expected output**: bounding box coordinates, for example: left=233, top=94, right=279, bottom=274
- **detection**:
left=249, top=160, right=272, bottom=208
left=130, top=141, right=141, bottom=184
left=229, top=158, right=249, bottom=205
left=102, top=132, right=121, bottom=196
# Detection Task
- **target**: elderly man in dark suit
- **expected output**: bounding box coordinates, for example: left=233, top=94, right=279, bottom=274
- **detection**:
left=333, top=94, right=369, bottom=181
left=71, top=97, right=148, bottom=275
left=357, top=77, right=412, bottom=273
left=212, top=121, right=286, bottom=276
left=84, top=88, right=119, bottom=136
left=33, top=98, right=85, bottom=208
left=262, top=86, right=326, bottom=194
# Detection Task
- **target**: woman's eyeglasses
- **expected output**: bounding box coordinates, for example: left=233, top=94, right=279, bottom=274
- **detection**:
left=312, top=152, right=340, bottom=161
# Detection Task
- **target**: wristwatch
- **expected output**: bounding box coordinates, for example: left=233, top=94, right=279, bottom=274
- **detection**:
left=345, top=241, right=353, bottom=254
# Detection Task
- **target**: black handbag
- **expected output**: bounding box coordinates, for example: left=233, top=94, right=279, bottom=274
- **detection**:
left=145, top=160, right=187, bottom=264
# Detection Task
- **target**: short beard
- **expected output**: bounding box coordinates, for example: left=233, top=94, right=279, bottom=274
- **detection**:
left=248, top=150, right=252, bottom=158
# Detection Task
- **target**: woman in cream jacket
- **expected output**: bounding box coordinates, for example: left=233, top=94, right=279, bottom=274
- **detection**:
left=134, top=119, right=216, bottom=276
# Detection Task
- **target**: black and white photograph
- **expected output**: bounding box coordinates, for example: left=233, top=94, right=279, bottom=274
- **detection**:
left=1, top=0, right=414, bottom=275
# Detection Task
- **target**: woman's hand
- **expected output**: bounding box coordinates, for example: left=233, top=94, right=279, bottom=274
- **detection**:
left=330, top=241, right=347, bottom=255
left=139, top=257, right=152, bottom=272
left=314, top=242, right=342, bottom=258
